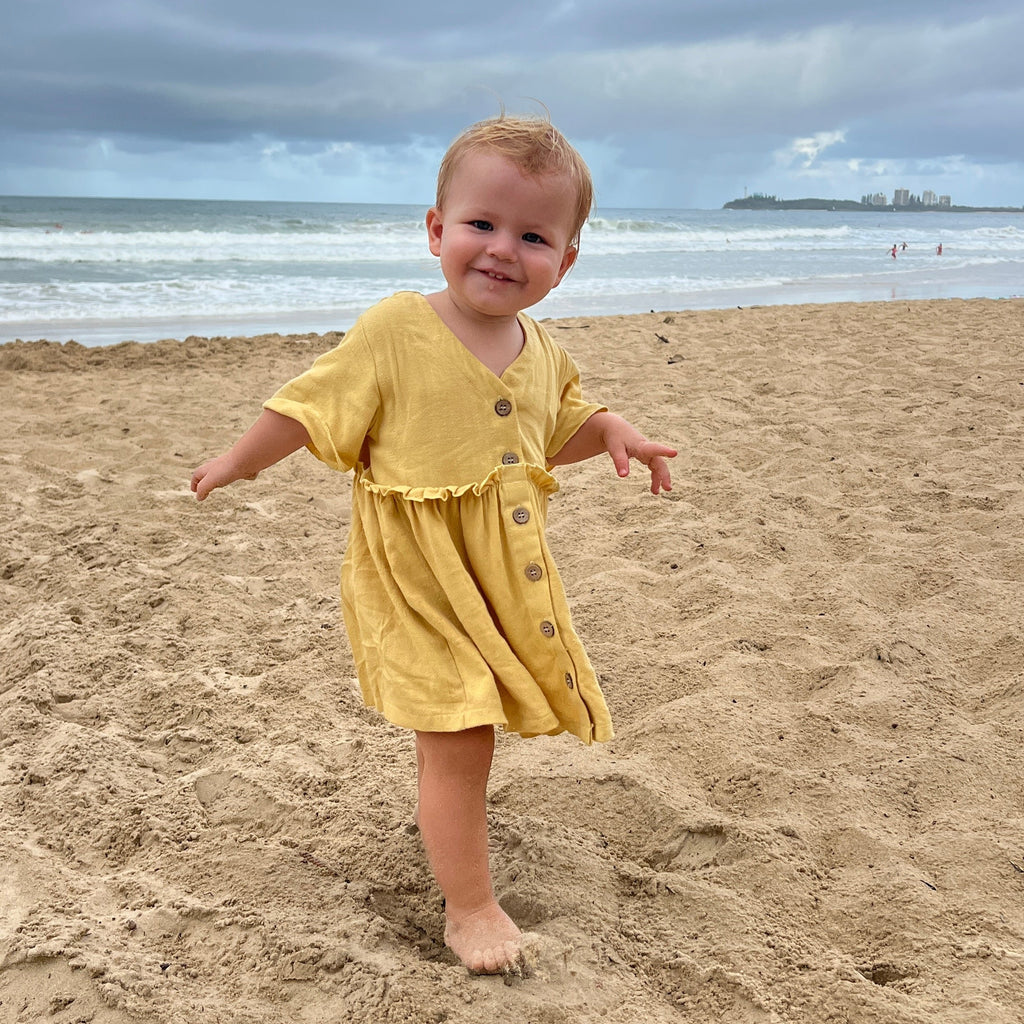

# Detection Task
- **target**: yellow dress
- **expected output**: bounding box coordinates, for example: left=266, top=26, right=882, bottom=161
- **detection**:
left=264, top=291, right=613, bottom=743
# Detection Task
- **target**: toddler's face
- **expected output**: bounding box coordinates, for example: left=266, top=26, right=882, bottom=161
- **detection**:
left=426, top=150, right=579, bottom=322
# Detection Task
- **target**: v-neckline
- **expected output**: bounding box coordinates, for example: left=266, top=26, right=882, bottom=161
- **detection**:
left=417, top=292, right=528, bottom=382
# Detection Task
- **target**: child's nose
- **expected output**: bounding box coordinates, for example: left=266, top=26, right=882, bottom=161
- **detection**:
left=485, top=231, right=516, bottom=260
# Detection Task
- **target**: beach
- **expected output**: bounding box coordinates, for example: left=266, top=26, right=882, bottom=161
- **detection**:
left=2, top=297, right=1023, bottom=1023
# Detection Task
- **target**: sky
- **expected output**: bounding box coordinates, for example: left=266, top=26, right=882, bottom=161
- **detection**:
left=2, top=0, right=1023, bottom=210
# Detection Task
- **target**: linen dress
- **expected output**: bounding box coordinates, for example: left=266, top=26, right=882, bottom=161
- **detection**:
left=264, top=291, right=613, bottom=744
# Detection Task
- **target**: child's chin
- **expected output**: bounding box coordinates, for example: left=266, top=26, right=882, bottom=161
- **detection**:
left=464, top=292, right=522, bottom=317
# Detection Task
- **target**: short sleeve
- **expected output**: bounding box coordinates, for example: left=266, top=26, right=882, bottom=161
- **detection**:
left=545, top=349, right=607, bottom=461
left=263, top=322, right=381, bottom=473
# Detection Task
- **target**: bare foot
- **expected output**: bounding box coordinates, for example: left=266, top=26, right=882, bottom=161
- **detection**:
left=444, top=901, right=524, bottom=975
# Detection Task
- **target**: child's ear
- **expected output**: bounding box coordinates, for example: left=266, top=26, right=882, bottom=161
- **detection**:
left=425, top=207, right=443, bottom=257
left=553, top=245, right=578, bottom=287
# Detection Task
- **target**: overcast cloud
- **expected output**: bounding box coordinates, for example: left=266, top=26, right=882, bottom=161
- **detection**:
left=2, top=0, right=1022, bottom=208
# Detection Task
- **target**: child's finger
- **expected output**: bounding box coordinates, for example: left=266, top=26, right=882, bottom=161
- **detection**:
left=648, top=444, right=678, bottom=460
left=607, top=442, right=631, bottom=478
left=648, top=456, right=673, bottom=494
left=191, top=466, right=220, bottom=501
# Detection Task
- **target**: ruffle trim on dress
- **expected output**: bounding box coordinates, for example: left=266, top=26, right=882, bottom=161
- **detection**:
left=355, top=462, right=560, bottom=503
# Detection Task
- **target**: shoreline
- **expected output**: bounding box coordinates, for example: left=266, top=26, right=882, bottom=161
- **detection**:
left=4, top=273, right=1024, bottom=349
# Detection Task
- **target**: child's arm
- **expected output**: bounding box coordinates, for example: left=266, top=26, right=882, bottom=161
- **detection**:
left=549, top=411, right=677, bottom=495
left=190, top=409, right=312, bottom=501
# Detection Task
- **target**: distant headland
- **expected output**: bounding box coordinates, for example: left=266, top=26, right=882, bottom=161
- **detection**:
left=723, top=193, right=1024, bottom=214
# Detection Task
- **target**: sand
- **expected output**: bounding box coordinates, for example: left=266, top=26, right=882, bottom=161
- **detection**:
left=1, top=298, right=1023, bottom=1023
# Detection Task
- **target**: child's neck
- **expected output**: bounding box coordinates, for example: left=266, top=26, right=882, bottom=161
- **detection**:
left=425, top=290, right=525, bottom=378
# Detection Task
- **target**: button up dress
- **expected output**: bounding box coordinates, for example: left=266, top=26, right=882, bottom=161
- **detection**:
left=264, top=292, right=613, bottom=743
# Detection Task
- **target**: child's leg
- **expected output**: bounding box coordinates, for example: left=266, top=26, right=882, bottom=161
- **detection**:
left=414, top=725, right=522, bottom=974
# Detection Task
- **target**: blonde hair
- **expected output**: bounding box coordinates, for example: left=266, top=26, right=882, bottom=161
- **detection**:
left=435, top=115, right=594, bottom=248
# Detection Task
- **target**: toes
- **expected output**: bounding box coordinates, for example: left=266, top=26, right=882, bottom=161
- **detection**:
left=503, top=942, right=525, bottom=973
left=468, top=941, right=523, bottom=976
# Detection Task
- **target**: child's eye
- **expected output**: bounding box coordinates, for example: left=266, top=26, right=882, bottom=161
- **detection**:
left=522, top=232, right=546, bottom=245
left=470, top=220, right=493, bottom=231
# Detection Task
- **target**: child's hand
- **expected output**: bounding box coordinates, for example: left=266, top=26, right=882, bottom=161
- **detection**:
left=190, top=454, right=254, bottom=501
left=549, top=411, right=678, bottom=494
left=190, top=410, right=311, bottom=502
left=606, top=433, right=678, bottom=495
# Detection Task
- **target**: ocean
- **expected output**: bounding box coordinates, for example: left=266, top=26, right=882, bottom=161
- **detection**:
left=2, top=195, right=1022, bottom=346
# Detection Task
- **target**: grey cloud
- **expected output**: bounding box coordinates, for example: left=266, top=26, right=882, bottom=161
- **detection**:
left=60, top=0, right=1022, bottom=52
left=3, top=0, right=1023, bottom=205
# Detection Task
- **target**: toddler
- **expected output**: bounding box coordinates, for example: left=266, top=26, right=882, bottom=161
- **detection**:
left=191, top=114, right=677, bottom=975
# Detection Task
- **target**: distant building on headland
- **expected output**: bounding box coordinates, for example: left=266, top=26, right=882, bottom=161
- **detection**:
left=861, top=189, right=953, bottom=208
left=725, top=192, right=1019, bottom=213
